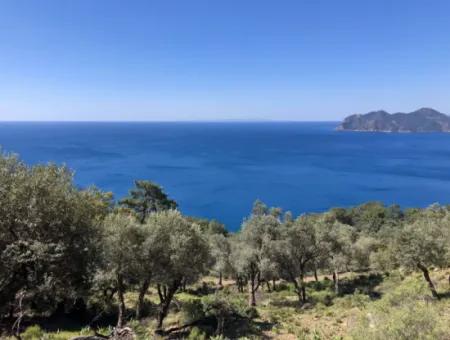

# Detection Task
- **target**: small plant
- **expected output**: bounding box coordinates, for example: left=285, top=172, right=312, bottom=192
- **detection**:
left=22, top=325, right=45, bottom=340
left=126, top=319, right=150, bottom=340
left=243, top=306, right=259, bottom=319
left=79, top=327, right=92, bottom=336
left=210, top=336, right=230, bottom=340
left=187, top=327, right=208, bottom=340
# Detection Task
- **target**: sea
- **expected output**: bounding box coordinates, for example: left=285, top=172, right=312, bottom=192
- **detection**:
left=1, top=121, right=450, bottom=231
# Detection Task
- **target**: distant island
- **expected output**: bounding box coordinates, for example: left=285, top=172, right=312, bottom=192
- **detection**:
left=337, top=108, right=450, bottom=132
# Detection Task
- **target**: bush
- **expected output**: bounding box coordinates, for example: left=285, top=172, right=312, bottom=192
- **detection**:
left=308, top=279, right=334, bottom=292
left=351, top=303, right=448, bottom=340
left=350, top=274, right=449, bottom=339
left=187, top=327, right=208, bottom=340
left=311, top=290, right=336, bottom=306
left=275, top=281, right=290, bottom=291
left=22, top=325, right=45, bottom=340
left=335, top=291, right=371, bottom=309
left=243, top=306, right=258, bottom=319
left=182, top=298, right=205, bottom=323
left=382, top=276, right=428, bottom=307
left=126, top=319, right=150, bottom=340
left=136, top=300, right=155, bottom=318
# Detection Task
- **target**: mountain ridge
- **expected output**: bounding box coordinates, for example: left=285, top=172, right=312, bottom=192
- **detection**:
left=337, top=108, right=450, bottom=132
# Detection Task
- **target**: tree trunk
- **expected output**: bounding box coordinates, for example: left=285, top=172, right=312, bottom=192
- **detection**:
left=156, top=280, right=180, bottom=333
left=334, top=269, right=339, bottom=295
left=248, top=279, right=257, bottom=306
left=417, top=263, right=440, bottom=299
left=157, top=298, right=171, bottom=332
left=247, top=270, right=260, bottom=307
left=218, top=272, right=223, bottom=287
left=135, top=279, right=150, bottom=319
left=290, top=277, right=303, bottom=304
left=299, top=271, right=306, bottom=302
left=108, top=288, right=116, bottom=302
left=239, top=279, right=245, bottom=293
left=235, top=277, right=242, bottom=293
left=288, top=270, right=305, bottom=304
left=314, top=268, right=319, bottom=282
left=272, top=278, right=276, bottom=292
left=12, top=291, right=25, bottom=340
left=266, top=280, right=271, bottom=292
left=117, top=275, right=126, bottom=328
left=216, top=316, right=224, bottom=336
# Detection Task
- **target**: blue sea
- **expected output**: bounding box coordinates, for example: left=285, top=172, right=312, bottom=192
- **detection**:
left=1, top=121, right=450, bottom=230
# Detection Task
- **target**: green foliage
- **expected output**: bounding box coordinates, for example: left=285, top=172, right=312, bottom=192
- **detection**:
left=209, top=233, right=232, bottom=280
left=310, top=290, right=336, bottom=307
left=22, top=325, right=45, bottom=340
left=335, top=290, right=371, bottom=309
left=119, top=180, right=177, bottom=223
left=269, top=214, right=343, bottom=302
left=351, top=302, right=447, bottom=340
left=126, top=319, right=151, bottom=340
left=230, top=204, right=282, bottom=305
left=148, top=210, right=211, bottom=286
left=0, top=152, right=111, bottom=315
left=349, top=273, right=450, bottom=339
left=2, top=152, right=450, bottom=339
left=187, top=327, right=208, bottom=340
left=182, top=298, right=205, bottom=323
left=188, top=217, right=228, bottom=236
left=202, top=294, right=233, bottom=316
left=209, top=336, right=229, bottom=340
left=395, top=210, right=450, bottom=270
left=101, top=212, right=145, bottom=279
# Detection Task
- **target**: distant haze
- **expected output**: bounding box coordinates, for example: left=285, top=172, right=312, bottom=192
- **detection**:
left=1, top=0, right=449, bottom=121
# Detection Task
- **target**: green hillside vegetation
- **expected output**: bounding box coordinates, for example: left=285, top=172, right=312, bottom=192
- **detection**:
left=0, top=152, right=449, bottom=339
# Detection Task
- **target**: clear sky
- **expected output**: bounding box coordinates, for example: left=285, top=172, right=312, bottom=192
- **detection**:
left=1, top=0, right=450, bottom=121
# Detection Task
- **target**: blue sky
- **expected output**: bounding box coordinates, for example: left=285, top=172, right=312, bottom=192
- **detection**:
left=1, top=0, right=449, bottom=121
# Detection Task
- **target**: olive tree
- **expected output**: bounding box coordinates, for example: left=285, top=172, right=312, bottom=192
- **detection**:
left=147, top=210, right=210, bottom=333
left=209, top=233, right=232, bottom=287
left=101, top=212, right=145, bottom=327
left=232, top=203, right=281, bottom=306
left=323, top=219, right=354, bottom=295
left=228, top=235, right=247, bottom=293
left=0, top=152, right=111, bottom=318
left=395, top=206, right=450, bottom=299
left=270, top=215, right=335, bottom=303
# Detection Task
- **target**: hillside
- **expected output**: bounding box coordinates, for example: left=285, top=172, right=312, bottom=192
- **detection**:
left=1, top=153, right=450, bottom=340
left=337, top=108, right=450, bottom=132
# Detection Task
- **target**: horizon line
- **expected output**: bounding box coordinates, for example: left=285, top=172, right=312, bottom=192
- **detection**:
left=0, top=119, right=340, bottom=123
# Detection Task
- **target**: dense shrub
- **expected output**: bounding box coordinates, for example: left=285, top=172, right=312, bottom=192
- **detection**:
left=187, top=327, right=208, bottom=340
left=351, top=303, right=447, bottom=340
left=22, top=325, right=45, bottom=340
left=182, top=298, right=205, bottom=323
